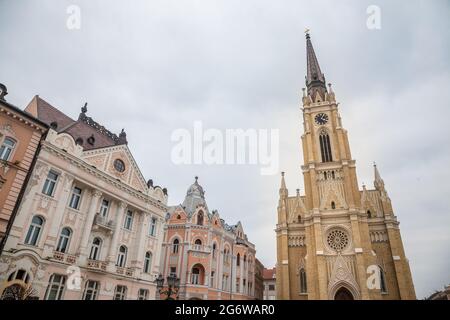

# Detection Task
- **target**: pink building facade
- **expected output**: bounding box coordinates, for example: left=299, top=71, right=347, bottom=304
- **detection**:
left=160, top=178, right=256, bottom=300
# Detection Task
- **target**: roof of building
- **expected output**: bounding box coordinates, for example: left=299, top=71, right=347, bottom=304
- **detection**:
left=263, top=267, right=276, bottom=280
left=26, top=95, right=127, bottom=151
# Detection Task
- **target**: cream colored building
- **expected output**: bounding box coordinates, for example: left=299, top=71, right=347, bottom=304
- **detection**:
left=0, top=96, right=168, bottom=300
left=275, top=33, right=416, bottom=300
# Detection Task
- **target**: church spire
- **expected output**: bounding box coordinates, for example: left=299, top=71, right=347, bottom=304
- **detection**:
left=373, top=162, right=385, bottom=191
left=305, top=31, right=327, bottom=98
left=279, top=172, right=288, bottom=198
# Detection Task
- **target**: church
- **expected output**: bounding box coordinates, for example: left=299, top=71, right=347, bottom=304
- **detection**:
left=275, top=32, right=416, bottom=300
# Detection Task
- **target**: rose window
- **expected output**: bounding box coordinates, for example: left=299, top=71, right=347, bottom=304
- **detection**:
left=326, top=229, right=349, bottom=251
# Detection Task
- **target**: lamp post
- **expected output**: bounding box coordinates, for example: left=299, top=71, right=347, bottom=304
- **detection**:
left=155, top=274, right=180, bottom=300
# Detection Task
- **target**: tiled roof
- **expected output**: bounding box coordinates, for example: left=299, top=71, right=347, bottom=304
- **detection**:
left=32, top=96, right=127, bottom=151
left=263, top=268, right=276, bottom=280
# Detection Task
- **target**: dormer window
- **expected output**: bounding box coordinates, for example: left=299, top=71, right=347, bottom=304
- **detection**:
left=50, top=122, right=58, bottom=130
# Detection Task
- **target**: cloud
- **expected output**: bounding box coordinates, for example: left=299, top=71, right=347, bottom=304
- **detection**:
left=1, top=0, right=449, bottom=299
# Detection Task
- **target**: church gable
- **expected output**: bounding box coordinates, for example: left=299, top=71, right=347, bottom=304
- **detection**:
left=82, top=145, right=148, bottom=193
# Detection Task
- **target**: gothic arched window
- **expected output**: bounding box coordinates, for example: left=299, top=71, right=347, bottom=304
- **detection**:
left=299, top=268, right=307, bottom=293
left=331, top=201, right=336, bottom=209
left=197, top=211, right=204, bottom=226
left=319, top=130, right=333, bottom=162
left=236, top=253, right=240, bottom=266
left=172, top=238, right=179, bottom=254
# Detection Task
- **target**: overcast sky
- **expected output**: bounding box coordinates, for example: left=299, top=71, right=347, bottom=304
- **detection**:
left=1, top=0, right=449, bottom=299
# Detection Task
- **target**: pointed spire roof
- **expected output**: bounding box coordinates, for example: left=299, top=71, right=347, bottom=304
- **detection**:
left=305, top=31, right=327, bottom=98
left=373, top=162, right=385, bottom=191
left=280, top=172, right=287, bottom=190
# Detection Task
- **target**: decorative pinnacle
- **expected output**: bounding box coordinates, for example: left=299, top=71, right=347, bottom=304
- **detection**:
left=81, top=102, right=88, bottom=114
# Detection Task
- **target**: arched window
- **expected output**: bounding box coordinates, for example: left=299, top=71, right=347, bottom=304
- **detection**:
left=299, top=268, right=307, bottom=293
left=367, top=210, right=372, bottom=218
left=0, top=137, right=16, bottom=161
left=82, top=280, right=99, bottom=300
left=89, top=237, right=102, bottom=260
left=379, top=266, right=387, bottom=293
left=143, top=252, right=152, bottom=273
left=223, top=248, right=230, bottom=264
left=319, top=130, right=333, bottom=162
left=56, top=227, right=71, bottom=253
left=298, top=215, right=302, bottom=223
left=331, top=201, right=336, bottom=209
left=172, top=238, right=179, bottom=254
left=212, top=243, right=217, bottom=258
left=197, top=211, right=204, bottom=225
left=116, top=245, right=127, bottom=267
left=8, top=269, right=30, bottom=284
left=194, top=239, right=202, bottom=245
left=25, top=215, right=44, bottom=246
left=44, top=274, right=66, bottom=300
left=236, top=253, right=240, bottom=266
left=191, top=264, right=205, bottom=285
left=244, top=255, right=247, bottom=269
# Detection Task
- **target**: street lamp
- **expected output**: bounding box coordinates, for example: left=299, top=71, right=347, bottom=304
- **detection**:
left=155, top=274, right=180, bottom=300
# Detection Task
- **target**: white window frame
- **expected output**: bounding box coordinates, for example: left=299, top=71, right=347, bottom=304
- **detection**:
left=116, top=245, right=127, bottom=267
left=99, top=199, right=109, bottom=217
left=68, top=186, right=82, bottom=210
left=114, top=285, right=127, bottom=300
left=149, top=217, right=157, bottom=236
left=45, top=274, right=66, bottom=300
left=42, top=170, right=59, bottom=196
left=82, top=280, right=99, bottom=300
left=56, top=227, right=71, bottom=253
left=89, top=237, right=102, bottom=260
left=0, top=137, right=16, bottom=161
left=138, top=289, right=148, bottom=300
left=143, top=252, right=152, bottom=274
left=25, top=215, right=44, bottom=246
left=124, top=210, right=133, bottom=230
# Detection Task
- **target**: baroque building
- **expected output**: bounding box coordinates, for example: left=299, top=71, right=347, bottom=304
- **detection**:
left=275, top=33, right=416, bottom=300
left=0, top=96, right=168, bottom=300
left=160, top=177, right=256, bottom=300
left=0, top=84, right=48, bottom=255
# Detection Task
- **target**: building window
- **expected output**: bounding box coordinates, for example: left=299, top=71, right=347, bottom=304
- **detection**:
left=68, top=187, right=82, bottom=209
left=8, top=269, right=30, bottom=284
left=212, top=243, right=217, bottom=258
left=42, top=171, right=59, bottom=196
left=113, top=159, right=125, bottom=173
left=319, top=130, right=333, bottom=162
left=138, top=289, right=148, bottom=300
left=25, top=215, right=44, bottom=246
left=331, top=201, right=336, bottom=209
left=210, top=271, right=215, bottom=287
left=99, top=199, right=109, bottom=217
left=114, top=285, right=127, bottom=300
left=197, top=211, right=204, bottom=225
left=172, top=239, right=179, bottom=254
left=82, top=280, right=99, bottom=300
left=56, top=227, right=71, bottom=253
left=89, top=237, right=102, bottom=260
left=143, top=252, right=152, bottom=274
left=149, top=217, right=157, bottom=236
left=268, top=284, right=275, bottom=291
left=116, top=245, right=127, bottom=267
left=379, top=266, right=388, bottom=293
left=0, top=137, right=15, bottom=161
left=367, top=210, right=372, bottom=218
left=124, top=210, right=133, bottom=230
left=236, top=278, right=240, bottom=293
left=224, top=248, right=230, bottom=264
left=236, top=253, right=240, bottom=266
left=169, top=267, right=177, bottom=277
left=44, top=274, right=66, bottom=300
left=300, top=268, right=307, bottom=293
left=191, top=268, right=200, bottom=285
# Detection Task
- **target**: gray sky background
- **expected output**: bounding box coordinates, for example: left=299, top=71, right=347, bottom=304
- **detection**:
left=1, top=0, right=449, bottom=299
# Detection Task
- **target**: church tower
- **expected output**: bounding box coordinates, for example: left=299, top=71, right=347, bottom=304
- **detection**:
left=275, top=32, right=416, bottom=300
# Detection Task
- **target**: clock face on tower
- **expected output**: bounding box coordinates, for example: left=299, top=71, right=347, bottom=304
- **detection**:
left=314, top=113, right=329, bottom=125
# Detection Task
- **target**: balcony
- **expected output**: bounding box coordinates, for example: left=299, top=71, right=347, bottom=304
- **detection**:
left=93, top=213, right=115, bottom=231
left=188, top=244, right=210, bottom=253
left=86, top=259, right=107, bottom=272
left=52, top=251, right=77, bottom=264
left=116, top=266, right=134, bottom=277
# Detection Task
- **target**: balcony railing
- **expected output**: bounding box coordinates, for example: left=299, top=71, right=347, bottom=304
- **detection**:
left=52, top=251, right=77, bottom=264
left=116, top=266, right=134, bottom=277
left=87, top=259, right=107, bottom=271
left=94, top=213, right=115, bottom=231
left=188, top=244, right=210, bottom=253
